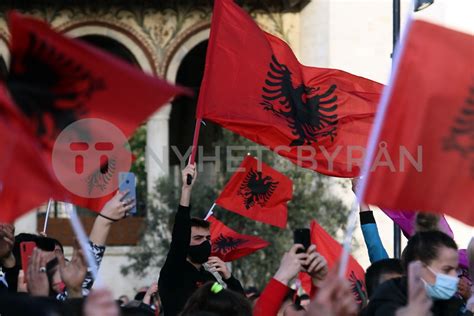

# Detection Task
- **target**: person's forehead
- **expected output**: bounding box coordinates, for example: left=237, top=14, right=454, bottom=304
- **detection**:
left=437, top=247, right=459, bottom=263
left=191, top=226, right=210, bottom=236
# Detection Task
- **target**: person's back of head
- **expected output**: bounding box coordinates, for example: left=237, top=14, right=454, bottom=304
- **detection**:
left=415, top=213, right=441, bottom=233
left=180, top=282, right=252, bottom=316
left=365, top=259, right=403, bottom=298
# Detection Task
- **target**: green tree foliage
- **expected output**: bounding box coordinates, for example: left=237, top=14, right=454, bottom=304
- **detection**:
left=122, top=129, right=349, bottom=289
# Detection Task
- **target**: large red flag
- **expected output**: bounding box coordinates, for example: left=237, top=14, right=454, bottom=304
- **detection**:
left=0, top=12, right=188, bottom=221
left=299, top=220, right=366, bottom=304
left=0, top=87, right=64, bottom=223
left=215, top=156, right=292, bottom=228
left=196, top=0, right=383, bottom=178
left=207, top=216, right=269, bottom=262
left=363, top=20, right=474, bottom=226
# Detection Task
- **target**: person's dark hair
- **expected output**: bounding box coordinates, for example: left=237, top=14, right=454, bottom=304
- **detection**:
left=180, top=282, right=252, bottom=316
left=13, top=233, right=63, bottom=265
left=190, top=217, right=210, bottom=229
left=402, top=231, right=458, bottom=271
left=415, top=213, right=441, bottom=233
left=365, top=259, right=403, bottom=297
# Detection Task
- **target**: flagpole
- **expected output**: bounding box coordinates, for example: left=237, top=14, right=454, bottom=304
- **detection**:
left=392, top=0, right=402, bottom=259
left=186, top=118, right=202, bottom=185
left=339, top=16, right=414, bottom=277
left=42, top=198, right=53, bottom=234
left=66, top=203, right=101, bottom=287
left=204, top=203, right=216, bottom=220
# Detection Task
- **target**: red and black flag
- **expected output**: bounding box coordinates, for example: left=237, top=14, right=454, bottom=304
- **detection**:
left=299, top=220, right=366, bottom=304
left=0, top=12, right=188, bottom=221
left=207, top=216, right=269, bottom=262
left=364, top=20, right=474, bottom=226
left=196, top=0, right=383, bottom=177
left=0, top=86, right=64, bottom=222
left=216, top=156, right=292, bottom=228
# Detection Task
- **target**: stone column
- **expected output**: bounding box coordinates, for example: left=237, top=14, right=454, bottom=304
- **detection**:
left=146, top=104, right=171, bottom=194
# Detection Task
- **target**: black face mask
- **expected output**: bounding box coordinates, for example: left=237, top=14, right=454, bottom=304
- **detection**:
left=187, top=240, right=211, bottom=264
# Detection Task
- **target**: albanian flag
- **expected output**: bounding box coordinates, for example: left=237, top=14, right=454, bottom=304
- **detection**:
left=207, top=216, right=269, bottom=262
left=299, top=220, right=366, bottom=304
left=0, top=12, right=188, bottom=221
left=197, top=0, right=383, bottom=178
left=216, top=156, right=292, bottom=228
left=363, top=20, right=474, bottom=226
left=0, top=87, right=64, bottom=223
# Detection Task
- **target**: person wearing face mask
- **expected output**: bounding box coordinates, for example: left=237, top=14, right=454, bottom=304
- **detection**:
left=158, top=164, right=244, bottom=316
left=366, top=230, right=472, bottom=316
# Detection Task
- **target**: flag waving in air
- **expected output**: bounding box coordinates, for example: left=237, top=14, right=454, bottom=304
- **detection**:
left=216, top=156, right=292, bottom=228
left=363, top=19, right=474, bottom=226
left=196, top=0, right=383, bottom=177
left=207, top=216, right=269, bottom=262
left=0, top=12, right=189, bottom=221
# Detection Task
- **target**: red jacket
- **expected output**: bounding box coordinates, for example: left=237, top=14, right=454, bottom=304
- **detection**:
left=253, top=278, right=289, bottom=316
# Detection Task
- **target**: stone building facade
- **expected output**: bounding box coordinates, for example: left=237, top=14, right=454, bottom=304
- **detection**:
left=2, top=0, right=471, bottom=298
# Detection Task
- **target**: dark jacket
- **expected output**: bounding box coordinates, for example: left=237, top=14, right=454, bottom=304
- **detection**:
left=365, top=277, right=472, bottom=316
left=158, top=205, right=244, bottom=316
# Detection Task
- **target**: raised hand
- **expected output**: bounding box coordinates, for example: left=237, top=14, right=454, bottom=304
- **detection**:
left=100, top=190, right=135, bottom=221
left=180, top=163, right=197, bottom=207
left=143, top=282, right=158, bottom=305
left=306, top=268, right=358, bottom=316
left=84, top=288, right=119, bottom=316
left=395, top=261, right=432, bottom=316
left=274, top=244, right=307, bottom=285
left=58, top=241, right=87, bottom=298
left=0, top=224, right=15, bottom=268
left=27, top=248, right=50, bottom=297
left=303, top=244, right=328, bottom=286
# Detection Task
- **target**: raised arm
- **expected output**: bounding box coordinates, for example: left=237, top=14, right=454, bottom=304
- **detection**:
left=89, top=190, right=135, bottom=246
left=159, top=164, right=196, bottom=281
left=352, top=178, right=388, bottom=263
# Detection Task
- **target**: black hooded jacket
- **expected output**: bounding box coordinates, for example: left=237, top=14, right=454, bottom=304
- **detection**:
left=158, top=205, right=244, bottom=316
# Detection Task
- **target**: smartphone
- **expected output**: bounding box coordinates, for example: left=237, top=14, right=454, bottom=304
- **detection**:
left=294, top=228, right=311, bottom=254
left=20, top=241, right=37, bottom=282
left=119, top=172, right=137, bottom=215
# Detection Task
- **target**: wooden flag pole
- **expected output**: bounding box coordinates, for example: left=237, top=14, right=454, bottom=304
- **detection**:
left=186, top=118, right=202, bottom=185
left=204, top=203, right=216, bottom=220
left=42, top=198, right=53, bottom=234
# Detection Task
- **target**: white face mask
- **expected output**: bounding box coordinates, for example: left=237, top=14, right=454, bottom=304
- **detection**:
left=422, top=266, right=459, bottom=300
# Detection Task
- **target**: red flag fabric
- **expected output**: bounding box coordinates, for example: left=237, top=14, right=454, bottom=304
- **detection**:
left=207, top=216, right=270, bottom=262
left=299, top=220, right=366, bottom=304
left=0, top=12, right=188, bottom=221
left=215, top=156, right=292, bottom=228
left=363, top=20, right=474, bottom=226
left=0, top=87, right=65, bottom=223
left=197, top=0, right=383, bottom=178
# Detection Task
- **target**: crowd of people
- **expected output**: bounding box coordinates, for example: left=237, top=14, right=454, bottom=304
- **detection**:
left=0, top=164, right=472, bottom=316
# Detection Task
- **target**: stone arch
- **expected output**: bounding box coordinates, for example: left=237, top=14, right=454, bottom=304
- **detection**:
left=59, top=21, right=157, bottom=75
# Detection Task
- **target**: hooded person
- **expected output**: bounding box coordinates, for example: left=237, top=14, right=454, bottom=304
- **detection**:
left=158, top=164, right=244, bottom=316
